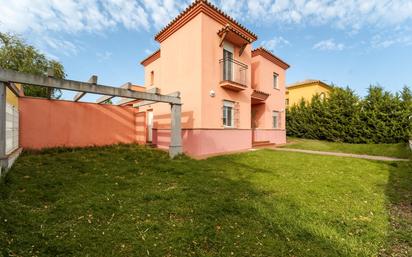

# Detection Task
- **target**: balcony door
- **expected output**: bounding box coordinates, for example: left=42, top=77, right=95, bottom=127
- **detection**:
left=223, top=42, right=234, bottom=81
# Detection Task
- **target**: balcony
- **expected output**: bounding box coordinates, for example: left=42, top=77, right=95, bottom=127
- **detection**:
left=219, top=58, right=248, bottom=91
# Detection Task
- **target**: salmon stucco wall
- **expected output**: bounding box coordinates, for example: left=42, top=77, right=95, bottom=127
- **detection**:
left=141, top=14, right=203, bottom=130
left=251, top=55, right=286, bottom=130
left=19, top=97, right=146, bottom=149
left=200, top=13, right=253, bottom=129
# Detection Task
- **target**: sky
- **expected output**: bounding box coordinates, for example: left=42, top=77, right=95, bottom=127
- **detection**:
left=1, top=0, right=412, bottom=101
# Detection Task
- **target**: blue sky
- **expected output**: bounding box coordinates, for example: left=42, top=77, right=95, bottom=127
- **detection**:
left=1, top=0, right=412, bottom=101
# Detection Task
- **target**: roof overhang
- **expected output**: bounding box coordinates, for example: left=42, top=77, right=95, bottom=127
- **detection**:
left=218, top=24, right=252, bottom=56
left=287, top=80, right=332, bottom=90
left=252, top=47, right=290, bottom=70
left=218, top=25, right=253, bottom=46
left=140, top=50, right=161, bottom=67
left=251, top=89, right=270, bottom=104
left=155, top=0, right=257, bottom=43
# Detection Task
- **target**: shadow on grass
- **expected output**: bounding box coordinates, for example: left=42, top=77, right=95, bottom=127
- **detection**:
left=382, top=161, right=412, bottom=256
left=0, top=145, right=406, bottom=256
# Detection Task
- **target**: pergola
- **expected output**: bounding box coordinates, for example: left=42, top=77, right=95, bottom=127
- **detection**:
left=0, top=68, right=182, bottom=170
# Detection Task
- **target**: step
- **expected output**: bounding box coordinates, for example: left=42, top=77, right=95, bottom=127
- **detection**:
left=252, top=141, right=275, bottom=147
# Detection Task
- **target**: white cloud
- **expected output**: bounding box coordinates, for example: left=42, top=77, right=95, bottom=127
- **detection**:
left=1, top=0, right=412, bottom=58
left=2, top=0, right=412, bottom=36
left=313, top=39, right=344, bottom=51
left=216, top=0, right=412, bottom=30
left=371, top=33, right=412, bottom=48
left=96, top=51, right=113, bottom=62
left=43, top=36, right=79, bottom=57
left=261, top=36, right=290, bottom=52
left=141, top=0, right=182, bottom=29
left=0, top=0, right=150, bottom=35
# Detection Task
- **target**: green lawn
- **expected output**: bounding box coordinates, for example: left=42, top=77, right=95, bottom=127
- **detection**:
left=283, top=137, right=412, bottom=159
left=1, top=145, right=411, bottom=257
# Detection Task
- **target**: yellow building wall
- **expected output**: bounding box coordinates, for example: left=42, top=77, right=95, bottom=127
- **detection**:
left=286, top=83, right=330, bottom=107
left=6, top=83, right=21, bottom=107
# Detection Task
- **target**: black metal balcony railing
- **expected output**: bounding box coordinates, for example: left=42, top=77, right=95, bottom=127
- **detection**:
left=219, top=58, right=248, bottom=86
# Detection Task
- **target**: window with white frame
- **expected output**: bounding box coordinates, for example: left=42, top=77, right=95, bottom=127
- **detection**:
left=319, top=92, right=326, bottom=100
left=273, top=72, right=279, bottom=89
left=223, top=100, right=235, bottom=127
left=272, top=111, right=280, bottom=128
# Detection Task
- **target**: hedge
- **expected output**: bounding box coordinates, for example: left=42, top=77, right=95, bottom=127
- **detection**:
left=286, top=86, right=412, bottom=143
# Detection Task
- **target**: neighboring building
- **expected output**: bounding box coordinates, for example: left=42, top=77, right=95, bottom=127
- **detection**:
left=286, top=80, right=332, bottom=107
left=138, top=0, right=290, bottom=156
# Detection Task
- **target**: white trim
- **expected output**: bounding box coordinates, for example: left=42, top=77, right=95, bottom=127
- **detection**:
left=223, top=100, right=235, bottom=128
left=273, top=72, right=279, bottom=89
left=272, top=110, right=280, bottom=129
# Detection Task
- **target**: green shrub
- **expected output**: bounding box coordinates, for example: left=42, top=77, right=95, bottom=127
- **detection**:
left=286, top=86, right=412, bottom=143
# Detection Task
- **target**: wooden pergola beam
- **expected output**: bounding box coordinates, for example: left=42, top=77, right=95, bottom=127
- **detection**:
left=133, top=91, right=180, bottom=108
left=0, top=68, right=180, bottom=104
left=96, top=95, right=114, bottom=104
left=0, top=68, right=183, bottom=158
left=6, top=82, right=23, bottom=97
left=74, top=75, right=97, bottom=102
left=116, top=98, right=136, bottom=106
left=96, top=82, right=132, bottom=104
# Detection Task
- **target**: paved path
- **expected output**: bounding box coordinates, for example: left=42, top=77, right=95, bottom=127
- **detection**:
left=270, top=148, right=410, bottom=162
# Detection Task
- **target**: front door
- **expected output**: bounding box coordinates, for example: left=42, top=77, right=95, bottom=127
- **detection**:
left=147, top=110, right=153, bottom=142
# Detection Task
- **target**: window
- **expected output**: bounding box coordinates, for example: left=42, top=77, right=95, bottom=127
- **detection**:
left=319, top=92, right=325, bottom=100
left=273, top=111, right=280, bottom=128
left=150, top=71, right=154, bottom=86
left=223, top=100, right=234, bottom=127
left=286, top=98, right=289, bottom=106
left=273, top=73, right=279, bottom=89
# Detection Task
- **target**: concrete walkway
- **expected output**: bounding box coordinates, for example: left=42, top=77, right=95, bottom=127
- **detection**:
left=271, top=148, right=410, bottom=162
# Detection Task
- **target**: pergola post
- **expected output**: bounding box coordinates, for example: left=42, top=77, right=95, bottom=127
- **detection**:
left=169, top=103, right=182, bottom=158
left=0, top=82, right=6, bottom=171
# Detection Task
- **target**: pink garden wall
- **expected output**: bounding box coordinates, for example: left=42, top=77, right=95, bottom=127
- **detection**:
left=153, top=128, right=252, bottom=156
left=19, top=97, right=146, bottom=149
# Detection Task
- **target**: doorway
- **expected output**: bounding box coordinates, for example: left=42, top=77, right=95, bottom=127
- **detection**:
left=147, top=110, right=153, bottom=143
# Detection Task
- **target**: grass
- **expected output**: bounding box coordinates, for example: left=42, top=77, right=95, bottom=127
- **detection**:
left=283, top=137, right=412, bottom=159
left=0, top=145, right=411, bottom=257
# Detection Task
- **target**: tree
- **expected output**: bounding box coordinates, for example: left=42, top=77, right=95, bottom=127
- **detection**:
left=0, top=32, right=65, bottom=98
left=400, top=86, right=412, bottom=140
left=286, top=85, right=411, bottom=143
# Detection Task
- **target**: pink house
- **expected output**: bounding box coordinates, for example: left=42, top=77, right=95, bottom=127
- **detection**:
left=138, top=0, right=290, bottom=157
